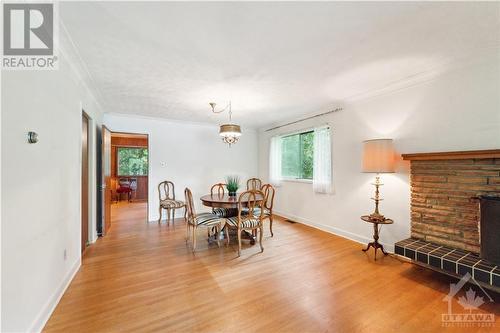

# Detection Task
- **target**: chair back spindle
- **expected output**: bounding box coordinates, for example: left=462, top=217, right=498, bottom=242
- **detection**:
left=210, top=183, right=226, bottom=197
left=238, top=190, right=265, bottom=223
left=184, top=187, right=196, bottom=223
left=261, top=184, right=275, bottom=212
left=246, top=178, right=262, bottom=191
left=158, top=181, right=175, bottom=202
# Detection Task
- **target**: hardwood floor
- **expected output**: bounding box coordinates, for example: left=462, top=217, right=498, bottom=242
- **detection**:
left=44, top=202, right=499, bottom=333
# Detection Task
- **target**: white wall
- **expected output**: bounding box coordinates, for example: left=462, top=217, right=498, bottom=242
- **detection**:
left=1, top=34, right=104, bottom=331
left=258, top=57, right=500, bottom=251
left=103, top=114, right=259, bottom=221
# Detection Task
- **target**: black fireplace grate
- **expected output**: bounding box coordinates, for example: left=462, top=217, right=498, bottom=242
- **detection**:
left=480, top=196, right=500, bottom=266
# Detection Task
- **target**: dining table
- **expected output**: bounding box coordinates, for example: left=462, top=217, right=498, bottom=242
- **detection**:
left=200, top=193, right=264, bottom=245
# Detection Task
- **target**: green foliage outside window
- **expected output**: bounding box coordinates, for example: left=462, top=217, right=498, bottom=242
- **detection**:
left=281, top=131, right=314, bottom=179
left=117, top=147, right=148, bottom=176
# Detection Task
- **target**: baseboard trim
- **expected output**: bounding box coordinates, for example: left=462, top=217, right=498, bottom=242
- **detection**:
left=29, top=258, right=81, bottom=333
left=274, top=210, right=394, bottom=253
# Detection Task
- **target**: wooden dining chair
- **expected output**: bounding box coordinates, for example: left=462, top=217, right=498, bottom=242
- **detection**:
left=158, top=181, right=186, bottom=223
left=129, top=178, right=138, bottom=200
left=246, top=178, right=262, bottom=191
left=210, top=183, right=238, bottom=218
left=184, top=187, right=226, bottom=252
left=225, top=190, right=265, bottom=257
left=261, top=184, right=276, bottom=237
left=116, top=177, right=132, bottom=202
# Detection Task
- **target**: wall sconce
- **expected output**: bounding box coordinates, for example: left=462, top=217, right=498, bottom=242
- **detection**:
left=27, top=131, right=38, bottom=144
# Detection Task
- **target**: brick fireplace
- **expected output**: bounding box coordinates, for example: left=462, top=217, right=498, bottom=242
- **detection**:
left=395, top=149, right=500, bottom=290
left=407, top=152, right=500, bottom=253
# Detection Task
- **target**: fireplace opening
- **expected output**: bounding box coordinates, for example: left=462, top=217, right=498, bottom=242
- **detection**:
left=480, top=196, right=500, bottom=266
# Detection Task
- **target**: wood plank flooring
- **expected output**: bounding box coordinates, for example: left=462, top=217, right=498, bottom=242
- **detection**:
left=44, top=202, right=499, bottom=332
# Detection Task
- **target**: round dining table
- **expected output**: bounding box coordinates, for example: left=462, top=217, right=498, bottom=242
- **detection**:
left=200, top=193, right=264, bottom=209
left=200, top=193, right=264, bottom=245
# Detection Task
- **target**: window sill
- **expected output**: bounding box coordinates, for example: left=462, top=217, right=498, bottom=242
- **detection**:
left=281, top=178, right=312, bottom=184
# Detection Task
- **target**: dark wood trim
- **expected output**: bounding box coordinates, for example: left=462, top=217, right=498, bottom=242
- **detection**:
left=102, top=126, right=112, bottom=236
left=111, top=144, right=147, bottom=148
left=110, top=131, right=148, bottom=138
left=111, top=136, right=148, bottom=148
left=402, top=149, right=500, bottom=161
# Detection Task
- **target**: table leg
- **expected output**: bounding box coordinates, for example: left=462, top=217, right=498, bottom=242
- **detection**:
left=241, top=230, right=256, bottom=245
left=218, top=228, right=256, bottom=245
left=361, top=223, right=388, bottom=260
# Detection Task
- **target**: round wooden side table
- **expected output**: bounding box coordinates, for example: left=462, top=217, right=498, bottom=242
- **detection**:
left=361, top=215, right=393, bottom=260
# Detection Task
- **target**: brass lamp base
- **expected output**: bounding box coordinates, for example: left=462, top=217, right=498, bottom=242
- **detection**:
left=369, top=212, right=385, bottom=221
left=368, top=175, right=385, bottom=221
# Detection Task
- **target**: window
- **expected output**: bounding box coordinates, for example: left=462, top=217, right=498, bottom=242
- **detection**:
left=117, top=147, right=148, bottom=176
left=281, top=131, right=314, bottom=180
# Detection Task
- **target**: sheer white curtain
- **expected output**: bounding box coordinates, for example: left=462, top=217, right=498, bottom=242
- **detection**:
left=313, top=126, right=333, bottom=193
left=269, top=135, right=282, bottom=187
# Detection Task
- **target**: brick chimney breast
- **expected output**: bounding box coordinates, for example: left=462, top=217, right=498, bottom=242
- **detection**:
left=402, top=150, right=500, bottom=254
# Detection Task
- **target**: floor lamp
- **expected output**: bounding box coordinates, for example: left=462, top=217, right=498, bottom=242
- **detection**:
left=362, top=139, right=395, bottom=221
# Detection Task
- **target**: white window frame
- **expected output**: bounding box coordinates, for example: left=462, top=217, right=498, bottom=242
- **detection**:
left=280, top=129, right=315, bottom=182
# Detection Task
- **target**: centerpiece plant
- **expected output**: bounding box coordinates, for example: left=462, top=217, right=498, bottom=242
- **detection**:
left=225, top=175, right=240, bottom=196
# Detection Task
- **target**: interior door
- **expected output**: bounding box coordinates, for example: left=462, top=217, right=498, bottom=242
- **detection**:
left=102, top=125, right=112, bottom=235
left=81, top=113, right=89, bottom=252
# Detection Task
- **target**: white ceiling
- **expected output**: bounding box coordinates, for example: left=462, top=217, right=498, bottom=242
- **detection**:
left=61, top=1, right=500, bottom=129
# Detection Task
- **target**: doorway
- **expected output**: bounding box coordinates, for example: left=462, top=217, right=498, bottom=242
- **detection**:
left=81, top=112, right=90, bottom=253
left=109, top=132, right=149, bottom=226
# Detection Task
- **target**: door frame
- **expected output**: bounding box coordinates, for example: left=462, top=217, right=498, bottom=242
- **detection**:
left=107, top=130, right=150, bottom=224
left=101, top=125, right=112, bottom=236
left=81, top=111, right=91, bottom=253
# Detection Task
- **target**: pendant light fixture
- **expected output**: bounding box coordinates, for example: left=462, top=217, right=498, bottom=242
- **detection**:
left=209, top=101, right=242, bottom=146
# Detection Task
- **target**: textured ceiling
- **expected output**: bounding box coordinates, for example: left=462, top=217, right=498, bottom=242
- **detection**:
left=60, top=2, right=500, bottom=129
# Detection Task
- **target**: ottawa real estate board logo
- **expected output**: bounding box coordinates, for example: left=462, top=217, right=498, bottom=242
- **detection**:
left=2, top=2, right=58, bottom=70
left=442, top=273, right=495, bottom=328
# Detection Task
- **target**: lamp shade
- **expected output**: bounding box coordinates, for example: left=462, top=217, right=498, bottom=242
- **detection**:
left=362, top=139, right=395, bottom=173
left=219, top=124, right=241, bottom=137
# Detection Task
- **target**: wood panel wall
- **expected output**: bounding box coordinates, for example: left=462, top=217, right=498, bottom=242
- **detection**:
left=111, top=136, right=148, bottom=148
left=111, top=136, right=148, bottom=201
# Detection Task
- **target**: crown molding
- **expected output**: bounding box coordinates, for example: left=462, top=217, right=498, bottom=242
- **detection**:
left=58, top=19, right=106, bottom=114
